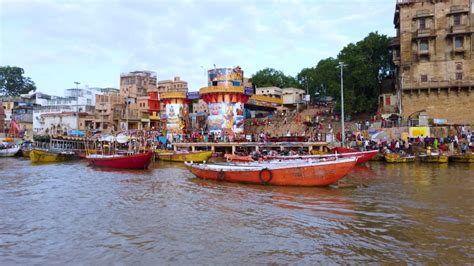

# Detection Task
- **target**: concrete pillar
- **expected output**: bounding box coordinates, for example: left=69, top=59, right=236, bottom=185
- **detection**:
left=231, top=145, right=236, bottom=155
left=192, top=146, right=195, bottom=152
left=211, top=145, right=215, bottom=152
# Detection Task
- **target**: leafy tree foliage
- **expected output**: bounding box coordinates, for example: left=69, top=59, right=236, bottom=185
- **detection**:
left=252, top=32, right=395, bottom=115
left=250, top=68, right=299, bottom=88
left=0, top=66, right=37, bottom=96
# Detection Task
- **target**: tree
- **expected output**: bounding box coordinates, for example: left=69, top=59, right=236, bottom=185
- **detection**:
left=336, top=32, right=394, bottom=114
left=0, top=66, right=37, bottom=96
left=250, top=68, right=299, bottom=88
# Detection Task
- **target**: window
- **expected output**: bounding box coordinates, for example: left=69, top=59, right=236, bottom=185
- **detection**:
left=420, top=40, right=429, bottom=51
left=453, top=14, right=461, bottom=26
left=454, top=37, right=464, bottom=49
left=421, top=74, right=428, bottom=82
left=419, top=18, right=426, bottom=30
left=455, top=72, right=463, bottom=80
left=456, top=63, right=463, bottom=71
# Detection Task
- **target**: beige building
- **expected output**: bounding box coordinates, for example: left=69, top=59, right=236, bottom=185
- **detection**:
left=391, top=0, right=474, bottom=124
left=120, top=71, right=157, bottom=99
left=94, top=93, right=125, bottom=133
left=256, top=87, right=283, bottom=99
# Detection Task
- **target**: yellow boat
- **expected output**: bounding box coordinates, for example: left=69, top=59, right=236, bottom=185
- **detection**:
left=450, top=153, right=474, bottom=163
left=21, top=149, right=31, bottom=158
left=155, top=150, right=213, bottom=162
left=30, top=149, right=77, bottom=163
left=385, top=153, right=416, bottom=163
left=419, top=154, right=449, bottom=163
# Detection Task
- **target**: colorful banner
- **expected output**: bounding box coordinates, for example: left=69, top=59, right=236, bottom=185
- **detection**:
left=166, top=103, right=184, bottom=133
left=409, top=127, right=430, bottom=138
left=208, top=67, right=243, bottom=87
left=207, top=102, right=244, bottom=134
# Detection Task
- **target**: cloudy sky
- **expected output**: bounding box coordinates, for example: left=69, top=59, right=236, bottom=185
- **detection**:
left=0, top=0, right=395, bottom=95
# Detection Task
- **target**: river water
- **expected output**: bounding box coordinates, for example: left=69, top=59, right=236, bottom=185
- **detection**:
left=0, top=158, right=473, bottom=264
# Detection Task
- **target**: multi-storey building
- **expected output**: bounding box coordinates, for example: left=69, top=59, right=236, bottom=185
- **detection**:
left=120, top=71, right=157, bottom=99
left=120, top=71, right=157, bottom=129
left=391, top=0, right=474, bottom=125
left=94, top=93, right=125, bottom=133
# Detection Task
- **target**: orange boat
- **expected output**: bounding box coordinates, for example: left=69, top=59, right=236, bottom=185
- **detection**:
left=224, top=154, right=255, bottom=162
left=186, top=157, right=357, bottom=186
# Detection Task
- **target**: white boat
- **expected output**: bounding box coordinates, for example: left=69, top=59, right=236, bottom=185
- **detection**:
left=0, top=144, right=21, bottom=157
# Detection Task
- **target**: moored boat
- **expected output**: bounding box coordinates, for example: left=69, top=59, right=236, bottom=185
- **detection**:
left=273, top=149, right=378, bottom=165
left=186, top=157, right=357, bottom=186
left=311, top=147, right=378, bottom=164
left=155, top=150, right=212, bottom=162
left=449, top=153, right=474, bottom=163
left=30, top=149, right=77, bottom=163
left=224, top=154, right=255, bottom=162
left=384, top=153, right=416, bottom=163
left=0, top=145, right=21, bottom=157
left=419, top=153, right=449, bottom=163
left=86, top=151, right=153, bottom=169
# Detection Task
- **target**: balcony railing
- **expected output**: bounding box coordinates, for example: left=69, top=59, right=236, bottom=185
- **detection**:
left=402, top=80, right=474, bottom=90
left=413, top=28, right=435, bottom=39
left=448, top=25, right=470, bottom=34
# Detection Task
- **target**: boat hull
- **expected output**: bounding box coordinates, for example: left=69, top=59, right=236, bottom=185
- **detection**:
left=450, top=154, right=474, bottom=163
left=270, top=150, right=378, bottom=165
left=187, top=158, right=357, bottom=187
left=21, top=149, right=31, bottom=158
left=419, top=154, right=449, bottom=163
left=156, top=151, right=212, bottom=162
left=87, top=152, right=153, bottom=169
left=30, top=149, right=76, bottom=163
left=0, top=146, right=21, bottom=157
left=385, top=154, right=416, bottom=163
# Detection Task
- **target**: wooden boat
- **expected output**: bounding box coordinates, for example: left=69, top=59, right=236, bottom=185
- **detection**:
left=21, top=149, right=31, bottom=158
left=86, top=152, right=153, bottom=169
left=419, top=153, right=449, bottom=163
left=155, top=150, right=212, bottom=162
left=449, top=153, right=474, bottom=163
left=186, top=157, right=357, bottom=187
left=384, top=153, right=416, bottom=163
left=30, top=149, right=77, bottom=163
left=311, top=147, right=377, bottom=164
left=0, top=146, right=21, bottom=157
left=290, top=149, right=377, bottom=165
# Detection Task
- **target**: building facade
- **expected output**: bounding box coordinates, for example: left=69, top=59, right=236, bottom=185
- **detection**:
left=94, top=93, right=125, bottom=133
left=391, top=0, right=474, bottom=124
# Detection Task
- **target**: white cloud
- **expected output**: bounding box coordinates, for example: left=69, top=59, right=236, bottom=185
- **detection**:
left=0, top=0, right=395, bottom=94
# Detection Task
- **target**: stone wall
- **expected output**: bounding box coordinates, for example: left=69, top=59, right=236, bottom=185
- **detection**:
left=402, top=89, right=474, bottom=124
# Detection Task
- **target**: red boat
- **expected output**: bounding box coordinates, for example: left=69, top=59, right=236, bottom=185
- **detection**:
left=86, top=152, right=153, bottom=169
left=186, top=157, right=357, bottom=186
left=332, top=147, right=378, bottom=164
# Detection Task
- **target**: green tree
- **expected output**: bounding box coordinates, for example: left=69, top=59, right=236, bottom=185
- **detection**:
left=337, top=32, right=394, bottom=114
left=0, top=66, right=37, bottom=96
left=250, top=68, right=299, bottom=88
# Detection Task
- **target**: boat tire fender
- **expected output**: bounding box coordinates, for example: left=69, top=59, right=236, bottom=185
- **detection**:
left=259, top=168, right=272, bottom=184
left=217, top=169, right=225, bottom=181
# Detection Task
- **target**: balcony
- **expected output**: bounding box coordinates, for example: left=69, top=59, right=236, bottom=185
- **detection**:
left=414, top=9, right=433, bottom=19
left=412, top=28, right=435, bottom=39
left=447, top=5, right=470, bottom=15
left=402, top=80, right=474, bottom=90
left=447, top=25, right=471, bottom=36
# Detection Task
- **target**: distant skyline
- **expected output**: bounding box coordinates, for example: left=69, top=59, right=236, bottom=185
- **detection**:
left=1, top=0, right=395, bottom=96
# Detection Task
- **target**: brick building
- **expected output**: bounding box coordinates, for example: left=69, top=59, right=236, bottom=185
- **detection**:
left=391, top=0, right=474, bottom=125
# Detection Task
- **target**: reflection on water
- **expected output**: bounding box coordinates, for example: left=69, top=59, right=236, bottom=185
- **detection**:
left=0, top=158, right=473, bottom=264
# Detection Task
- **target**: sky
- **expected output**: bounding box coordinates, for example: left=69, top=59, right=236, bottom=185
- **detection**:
left=0, top=0, right=396, bottom=96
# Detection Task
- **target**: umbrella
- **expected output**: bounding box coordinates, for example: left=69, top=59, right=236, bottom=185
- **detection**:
left=371, top=131, right=390, bottom=141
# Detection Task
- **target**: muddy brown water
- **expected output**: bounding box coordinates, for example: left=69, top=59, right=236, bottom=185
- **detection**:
left=1, top=158, right=473, bottom=264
